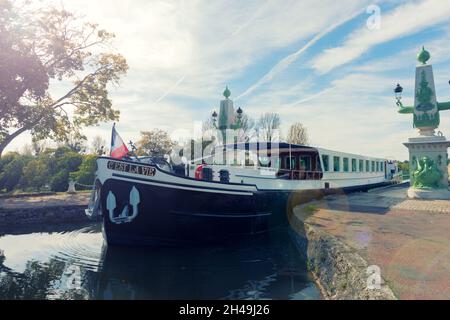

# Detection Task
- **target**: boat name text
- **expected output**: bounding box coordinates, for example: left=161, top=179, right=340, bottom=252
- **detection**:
left=107, top=161, right=156, bottom=177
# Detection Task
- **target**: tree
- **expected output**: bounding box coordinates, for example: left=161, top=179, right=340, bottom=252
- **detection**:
left=286, top=122, right=309, bottom=145
left=0, top=1, right=128, bottom=157
left=202, top=117, right=216, bottom=137
left=398, top=161, right=409, bottom=173
left=20, top=158, right=50, bottom=191
left=0, top=153, right=32, bottom=191
left=256, top=113, right=281, bottom=142
left=70, top=154, right=97, bottom=189
left=236, top=113, right=256, bottom=142
left=48, top=147, right=83, bottom=191
left=31, top=140, right=48, bottom=156
left=90, top=135, right=106, bottom=155
left=59, top=132, right=87, bottom=153
left=136, top=129, right=175, bottom=157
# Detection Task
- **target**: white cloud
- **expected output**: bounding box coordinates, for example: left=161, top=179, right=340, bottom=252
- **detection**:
left=236, top=1, right=374, bottom=100
left=63, top=0, right=381, bottom=101
left=241, top=72, right=415, bottom=160
left=55, top=0, right=385, bottom=141
left=312, top=0, right=450, bottom=74
left=5, top=0, right=450, bottom=162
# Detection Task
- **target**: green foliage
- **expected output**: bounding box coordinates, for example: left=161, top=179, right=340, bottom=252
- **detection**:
left=0, top=0, right=128, bottom=157
left=20, top=158, right=51, bottom=191
left=0, top=152, right=19, bottom=172
left=70, top=155, right=97, bottom=189
left=398, top=161, right=409, bottom=173
left=47, top=147, right=83, bottom=192
left=54, top=150, right=83, bottom=173
left=0, top=154, right=32, bottom=191
left=0, top=146, right=97, bottom=193
left=50, top=170, right=70, bottom=192
left=136, top=129, right=175, bottom=157
left=303, top=204, right=318, bottom=214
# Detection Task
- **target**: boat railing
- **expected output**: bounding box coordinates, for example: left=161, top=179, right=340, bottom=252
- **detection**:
left=276, top=169, right=323, bottom=180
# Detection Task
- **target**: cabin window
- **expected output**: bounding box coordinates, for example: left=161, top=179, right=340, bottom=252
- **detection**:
left=366, top=160, right=370, bottom=172
left=371, top=161, right=375, bottom=172
left=351, top=159, right=357, bottom=172
left=381, top=161, right=385, bottom=172
left=343, top=157, right=349, bottom=172
left=333, top=156, right=340, bottom=172
left=300, top=156, right=311, bottom=171
left=274, top=158, right=281, bottom=169
left=315, top=155, right=322, bottom=171
left=245, top=151, right=255, bottom=167
left=376, top=162, right=379, bottom=172
left=359, top=159, right=364, bottom=172
left=285, top=156, right=296, bottom=170
left=322, top=155, right=329, bottom=172
left=258, top=156, right=271, bottom=168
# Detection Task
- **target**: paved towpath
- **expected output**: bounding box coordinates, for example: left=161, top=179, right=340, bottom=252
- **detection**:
left=294, top=184, right=450, bottom=299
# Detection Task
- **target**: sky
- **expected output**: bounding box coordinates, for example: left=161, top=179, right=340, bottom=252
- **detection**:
left=6, top=0, right=450, bottom=160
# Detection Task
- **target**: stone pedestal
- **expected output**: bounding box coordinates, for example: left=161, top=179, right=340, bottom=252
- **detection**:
left=404, top=135, right=450, bottom=199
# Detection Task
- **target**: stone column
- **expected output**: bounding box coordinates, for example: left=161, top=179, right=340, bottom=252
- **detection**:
left=399, top=48, right=450, bottom=199
left=404, top=135, right=450, bottom=199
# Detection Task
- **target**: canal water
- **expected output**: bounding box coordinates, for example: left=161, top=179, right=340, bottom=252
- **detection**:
left=0, top=223, right=321, bottom=300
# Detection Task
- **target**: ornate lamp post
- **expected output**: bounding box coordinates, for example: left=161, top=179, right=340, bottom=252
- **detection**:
left=209, top=86, right=245, bottom=165
left=395, top=47, right=450, bottom=199
left=211, top=86, right=244, bottom=144
left=394, top=83, right=403, bottom=106
left=211, top=110, right=218, bottom=129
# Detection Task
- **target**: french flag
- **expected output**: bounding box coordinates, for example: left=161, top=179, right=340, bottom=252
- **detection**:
left=110, top=124, right=129, bottom=159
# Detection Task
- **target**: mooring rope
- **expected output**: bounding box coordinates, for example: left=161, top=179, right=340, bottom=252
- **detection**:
left=74, top=182, right=94, bottom=189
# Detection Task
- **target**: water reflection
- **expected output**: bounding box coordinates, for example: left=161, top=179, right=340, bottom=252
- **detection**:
left=0, top=224, right=320, bottom=300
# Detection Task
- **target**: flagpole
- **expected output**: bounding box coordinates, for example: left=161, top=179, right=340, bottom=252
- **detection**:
left=110, top=122, right=116, bottom=157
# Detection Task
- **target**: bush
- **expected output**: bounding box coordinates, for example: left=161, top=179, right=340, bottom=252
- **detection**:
left=0, top=147, right=95, bottom=193
left=20, top=158, right=51, bottom=191
left=70, top=155, right=97, bottom=189
left=53, top=148, right=83, bottom=172
left=0, top=154, right=32, bottom=192
left=50, top=170, right=70, bottom=192
left=0, top=152, right=19, bottom=172
left=47, top=147, right=83, bottom=192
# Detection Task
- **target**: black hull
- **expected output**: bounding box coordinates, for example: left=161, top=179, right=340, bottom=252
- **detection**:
left=101, top=179, right=289, bottom=247
left=100, top=176, right=394, bottom=247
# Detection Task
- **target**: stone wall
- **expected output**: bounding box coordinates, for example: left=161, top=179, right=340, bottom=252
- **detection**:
left=0, top=205, right=91, bottom=230
left=289, top=210, right=397, bottom=300
left=303, top=224, right=396, bottom=300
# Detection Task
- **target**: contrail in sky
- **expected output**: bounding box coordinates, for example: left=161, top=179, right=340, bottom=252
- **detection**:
left=155, top=74, right=187, bottom=103
left=155, top=2, right=269, bottom=103
left=236, top=7, right=368, bottom=101
left=288, top=87, right=334, bottom=107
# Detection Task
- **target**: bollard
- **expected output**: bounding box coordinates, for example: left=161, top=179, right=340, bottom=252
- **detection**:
left=202, top=167, right=213, bottom=181
left=219, top=169, right=230, bottom=183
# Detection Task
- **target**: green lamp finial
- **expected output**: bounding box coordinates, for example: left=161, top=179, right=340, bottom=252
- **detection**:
left=417, top=46, right=430, bottom=65
left=223, top=86, right=231, bottom=99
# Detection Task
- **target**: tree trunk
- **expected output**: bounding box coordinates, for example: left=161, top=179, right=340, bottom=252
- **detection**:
left=0, top=126, right=30, bottom=158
